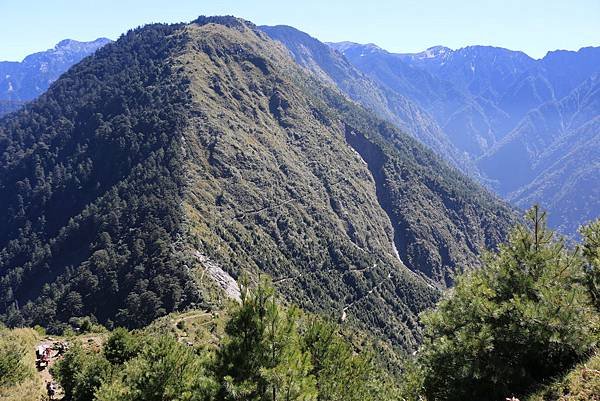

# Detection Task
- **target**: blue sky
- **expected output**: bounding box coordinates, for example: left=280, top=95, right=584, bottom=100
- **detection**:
left=2, top=0, right=599, bottom=61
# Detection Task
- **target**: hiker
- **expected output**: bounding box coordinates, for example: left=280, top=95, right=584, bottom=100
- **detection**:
left=55, top=341, right=66, bottom=356
left=46, top=381, right=56, bottom=400
left=36, top=345, right=45, bottom=359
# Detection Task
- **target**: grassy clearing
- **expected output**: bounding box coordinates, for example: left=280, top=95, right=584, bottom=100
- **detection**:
left=144, top=309, right=229, bottom=350
left=0, top=327, right=44, bottom=401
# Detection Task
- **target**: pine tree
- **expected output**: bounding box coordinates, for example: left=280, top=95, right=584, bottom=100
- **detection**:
left=95, top=335, right=217, bottom=401
left=418, top=206, right=599, bottom=400
left=53, top=343, right=112, bottom=401
left=0, top=328, right=29, bottom=388
left=301, top=318, right=401, bottom=401
left=215, top=276, right=317, bottom=401
left=103, top=327, right=140, bottom=365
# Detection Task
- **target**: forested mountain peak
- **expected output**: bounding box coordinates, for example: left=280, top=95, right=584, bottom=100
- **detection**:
left=193, top=15, right=260, bottom=31
left=0, top=16, right=515, bottom=352
left=0, top=8, right=596, bottom=400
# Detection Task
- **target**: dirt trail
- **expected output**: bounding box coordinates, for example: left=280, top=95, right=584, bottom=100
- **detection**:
left=341, top=272, right=392, bottom=321
left=174, top=311, right=212, bottom=325
left=273, top=263, right=376, bottom=284
left=35, top=339, right=64, bottom=400
left=231, top=178, right=347, bottom=220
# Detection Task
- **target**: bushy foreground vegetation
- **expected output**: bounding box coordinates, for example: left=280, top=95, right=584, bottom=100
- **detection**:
left=0, top=325, right=44, bottom=400
left=52, top=278, right=402, bottom=401
left=403, top=207, right=600, bottom=400
left=0, top=325, right=33, bottom=388
left=2, top=207, right=599, bottom=401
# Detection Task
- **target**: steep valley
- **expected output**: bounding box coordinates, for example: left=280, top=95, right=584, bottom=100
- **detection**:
left=329, top=41, right=600, bottom=236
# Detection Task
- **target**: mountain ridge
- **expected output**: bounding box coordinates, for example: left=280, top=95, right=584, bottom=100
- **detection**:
left=262, top=25, right=480, bottom=178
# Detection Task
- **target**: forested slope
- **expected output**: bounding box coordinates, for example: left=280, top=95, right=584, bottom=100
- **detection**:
left=0, top=23, right=198, bottom=331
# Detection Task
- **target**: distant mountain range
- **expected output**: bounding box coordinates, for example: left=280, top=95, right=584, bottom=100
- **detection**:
left=326, top=42, right=599, bottom=234
left=0, top=38, right=111, bottom=116
left=259, top=27, right=598, bottom=235
left=1, top=28, right=597, bottom=237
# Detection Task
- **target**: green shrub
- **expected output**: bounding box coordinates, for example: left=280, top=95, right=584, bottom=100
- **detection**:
left=103, top=327, right=140, bottom=365
left=0, top=341, right=28, bottom=388
left=32, top=325, right=46, bottom=336
left=52, top=343, right=112, bottom=401
left=96, top=335, right=218, bottom=401
left=0, top=328, right=41, bottom=400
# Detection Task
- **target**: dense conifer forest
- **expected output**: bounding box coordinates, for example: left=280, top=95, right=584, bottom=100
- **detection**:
left=0, top=17, right=515, bottom=346
left=0, top=23, right=199, bottom=330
